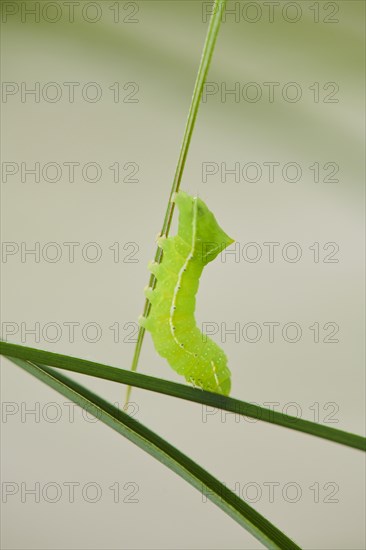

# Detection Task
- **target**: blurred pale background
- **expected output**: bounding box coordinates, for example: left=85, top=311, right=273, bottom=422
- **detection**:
left=1, top=1, right=365, bottom=549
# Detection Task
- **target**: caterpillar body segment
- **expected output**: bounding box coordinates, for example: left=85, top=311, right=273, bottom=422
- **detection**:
left=139, top=191, right=234, bottom=396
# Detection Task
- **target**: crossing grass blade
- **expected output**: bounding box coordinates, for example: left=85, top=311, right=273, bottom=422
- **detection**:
left=1, top=341, right=364, bottom=452
left=4, top=353, right=301, bottom=550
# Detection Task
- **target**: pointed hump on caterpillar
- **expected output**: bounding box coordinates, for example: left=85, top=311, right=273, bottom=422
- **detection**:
left=173, top=191, right=234, bottom=265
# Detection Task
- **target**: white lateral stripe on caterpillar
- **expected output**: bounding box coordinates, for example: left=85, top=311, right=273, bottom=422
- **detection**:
left=169, top=197, right=197, bottom=356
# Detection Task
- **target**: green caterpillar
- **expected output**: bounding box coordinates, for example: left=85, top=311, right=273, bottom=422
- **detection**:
left=139, top=191, right=234, bottom=396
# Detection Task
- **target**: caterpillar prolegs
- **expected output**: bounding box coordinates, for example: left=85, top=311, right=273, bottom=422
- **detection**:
left=139, top=191, right=234, bottom=396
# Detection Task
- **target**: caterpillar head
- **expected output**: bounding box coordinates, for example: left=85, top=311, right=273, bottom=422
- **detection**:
left=174, top=191, right=234, bottom=265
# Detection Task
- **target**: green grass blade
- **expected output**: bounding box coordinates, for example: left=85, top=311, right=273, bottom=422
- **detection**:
left=5, top=353, right=301, bottom=550
left=1, top=342, right=364, bottom=452
left=127, top=0, right=228, bottom=405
